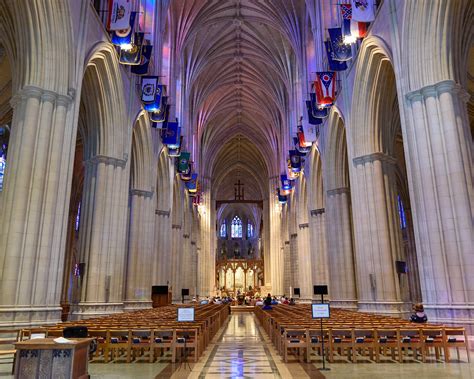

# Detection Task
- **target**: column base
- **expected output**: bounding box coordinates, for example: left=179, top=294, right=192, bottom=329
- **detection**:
left=123, top=300, right=152, bottom=312
left=424, top=304, right=474, bottom=334
left=70, top=302, right=124, bottom=320
left=357, top=301, right=412, bottom=318
left=329, top=299, right=359, bottom=310
left=0, top=306, right=62, bottom=328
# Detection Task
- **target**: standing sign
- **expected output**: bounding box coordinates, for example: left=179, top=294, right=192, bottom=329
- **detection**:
left=177, top=308, right=195, bottom=322
left=312, top=303, right=330, bottom=319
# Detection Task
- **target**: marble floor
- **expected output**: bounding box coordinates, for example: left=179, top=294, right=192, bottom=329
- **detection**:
left=1, top=313, right=473, bottom=378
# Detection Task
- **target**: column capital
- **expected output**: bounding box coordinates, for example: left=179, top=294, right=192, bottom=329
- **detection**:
left=183, top=234, right=190, bottom=239
left=353, top=152, right=396, bottom=167
left=172, top=224, right=182, bottom=230
left=155, top=209, right=170, bottom=217
left=298, top=223, right=309, bottom=229
left=405, top=79, right=468, bottom=104
left=327, top=187, right=350, bottom=196
left=85, top=154, right=127, bottom=168
left=284, top=240, right=290, bottom=245
left=290, top=233, right=298, bottom=239
left=130, top=189, right=154, bottom=198
left=310, top=208, right=325, bottom=217
left=11, top=85, right=74, bottom=108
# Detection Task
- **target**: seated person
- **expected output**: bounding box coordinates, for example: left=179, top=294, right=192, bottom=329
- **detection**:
left=255, top=298, right=264, bottom=306
left=289, top=298, right=296, bottom=305
left=271, top=296, right=278, bottom=305
left=281, top=297, right=289, bottom=305
left=262, top=293, right=273, bottom=310
left=410, top=303, right=427, bottom=323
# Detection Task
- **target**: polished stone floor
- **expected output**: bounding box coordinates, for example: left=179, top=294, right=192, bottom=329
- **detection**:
left=1, top=313, right=473, bottom=378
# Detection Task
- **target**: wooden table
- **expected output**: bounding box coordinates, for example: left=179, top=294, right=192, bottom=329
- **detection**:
left=14, top=338, right=93, bottom=379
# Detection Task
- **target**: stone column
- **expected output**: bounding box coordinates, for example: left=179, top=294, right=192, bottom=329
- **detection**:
left=404, top=80, right=473, bottom=324
left=72, top=154, right=129, bottom=318
left=351, top=152, right=409, bottom=316
left=171, top=223, right=182, bottom=301
left=124, top=189, right=154, bottom=311
left=309, top=209, right=330, bottom=297
left=297, top=224, right=313, bottom=299
left=289, top=234, right=299, bottom=293
left=325, top=189, right=358, bottom=309
left=268, top=177, right=283, bottom=294
left=0, top=86, right=74, bottom=327
left=282, top=241, right=291, bottom=295
left=154, top=209, right=172, bottom=285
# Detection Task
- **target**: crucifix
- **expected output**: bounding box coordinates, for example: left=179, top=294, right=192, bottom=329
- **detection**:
left=234, top=179, right=245, bottom=200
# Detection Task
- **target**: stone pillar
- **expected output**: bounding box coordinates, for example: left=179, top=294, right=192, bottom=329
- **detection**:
left=282, top=241, right=291, bottom=295
left=124, top=189, right=154, bottom=311
left=325, top=189, right=358, bottom=309
left=289, top=234, right=299, bottom=292
left=297, top=224, right=313, bottom=299
left=309, top=209, right=330, bottom=297
left=404, top=80, right=473, bottom=324
left=0, top=86, right=74, bottom=327
left=72, top=154, right=129, bottom=318
left=154, top=209, right=172, bottom=285
left=171, top=223, right=182, bottom=301
left=351, top=152, right=409, bottom=316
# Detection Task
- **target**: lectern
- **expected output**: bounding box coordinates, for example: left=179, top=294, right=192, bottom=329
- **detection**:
left=152, top=285, right=172, bottom=307
left=14, top=338, right=93, bottom=379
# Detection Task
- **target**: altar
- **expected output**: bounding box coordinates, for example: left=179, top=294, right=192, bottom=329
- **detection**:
left=216, top=258, right=264, bottom=293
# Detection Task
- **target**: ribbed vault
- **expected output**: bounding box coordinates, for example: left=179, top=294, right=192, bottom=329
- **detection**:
left=171, top=0, right=305, bottom=199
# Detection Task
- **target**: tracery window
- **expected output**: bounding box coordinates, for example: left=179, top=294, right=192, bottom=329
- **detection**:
left=220, top=220, right=226, bottom=238
left=0, top=142, right=7, bottom=192
left=75, top=202, right=81, bottom=232
left=231, top=216, right=242, bottom=238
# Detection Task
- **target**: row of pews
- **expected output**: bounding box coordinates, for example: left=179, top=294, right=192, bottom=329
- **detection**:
left=18, top=304, right=230, bottom=364
left=255, top=304, right=471, bottom=363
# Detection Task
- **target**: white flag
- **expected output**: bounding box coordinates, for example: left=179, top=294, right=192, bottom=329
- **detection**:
left=107, top=0, right=132, bottom=31
left=303, top=121, right=318, bottom=144
left=351, top=0, right=375, bottom=22
left=141, top=76, right=158, bottom=103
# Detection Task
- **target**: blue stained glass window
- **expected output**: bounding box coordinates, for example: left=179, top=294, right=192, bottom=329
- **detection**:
left=397, top=195, right=407, bottom=230
left=0, top=155, right=5, bottom=192
left=231, top=216, right=242, bottom=238
left=220, top=221, right=226, bottom=238
left=75, top=202, right=81, bottom=231
left=247, top=223, right=254, bottom=238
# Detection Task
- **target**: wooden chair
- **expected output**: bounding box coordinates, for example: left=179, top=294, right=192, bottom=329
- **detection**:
left=130, top=329, right=153, bottom=362
left=108, top=329, right=131, bottom=363
left=0, top=329, right=20, bottom=374
left=173, top=329, right=198, bottom=363
left=353, top=328, right=378, bottom=362
left=421, top=327, right=444, bottom=362
left=444, top=327, right=470, bottom=363
left=329, top=328, right=354, bottom=362
left=151, top=329, right=174, bottom=362
left=306, top=328, right=329, bottom=363
left=375, top=328, right=399, bottom=362
left=282, top=328, right=307, bottom=363
left=399, top=328, right=424, bottom=362
left=88, top=329, right=109, bottom=362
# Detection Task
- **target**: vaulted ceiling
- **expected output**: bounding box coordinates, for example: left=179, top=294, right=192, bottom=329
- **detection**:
left=169, top=0, right=306, bottom=201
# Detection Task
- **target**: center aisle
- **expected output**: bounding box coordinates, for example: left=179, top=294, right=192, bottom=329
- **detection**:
left=196, top=313, right=281, bottom=378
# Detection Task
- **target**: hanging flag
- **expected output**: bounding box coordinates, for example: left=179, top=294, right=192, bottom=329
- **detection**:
left=185, top=173, right=198, bottom=192
left=277, top=188, right=288, bottom=204
left=107, top=0, right=132, bottom=31
left=297, top=124, right=310, bottom=148
left=141, top=76, right=159, bottom=103
left=111, top=11, right=136, bottom=47
left=341, top=4, right=368, bottom=42
left=294, top=137, right=311, bottom=155
left=149, top=98, right=169, bottom=122
left=180, top=162, right=193, bottom=181
left=287, top=160, right=300, bottom=179
left=314, top=72, right=337, bottom=107
left=143, top=85, right=165, bottom=111
left=177, top=152, right=190, bottom=173
left=280, top=174, right=294, bottom=195
left=328, top=28, right=352, bottom=61
left=309, top=93, right=329, bottom=118
left=131, top=45, right=153, bottom=75
left=168, top=137, right=183, bottom=157
left=162, top=121, right=180, bottom=147
left=325, top=41, right=348, bottom=71
left=306, top=101, right=324, bottom=125
left=289, top=150, right=302, bottom=172
left=119, top=32, right=144, bottom=65
left=351, top=0, right=375, bottom=22
left=300, top=121, right=319, bottom=146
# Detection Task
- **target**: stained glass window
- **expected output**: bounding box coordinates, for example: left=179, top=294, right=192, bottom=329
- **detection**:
left=247, top=223, right=254, bottom=238
left=75, top=202, right=81, bottom=231
left=397, top=195, right=407, bottom=230
left=220, top=220, right=226, bottom=238
left=231, top=216, right=242, bottom=238
left=0, top=143, right=6, bottom=192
